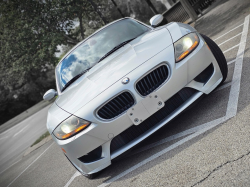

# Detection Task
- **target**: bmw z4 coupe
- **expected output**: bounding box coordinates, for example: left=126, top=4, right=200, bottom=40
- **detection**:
left=44, top=15, right=228, bottom=179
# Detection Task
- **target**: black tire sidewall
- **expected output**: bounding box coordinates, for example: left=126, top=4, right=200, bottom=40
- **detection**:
left=200, top=34, right=228, bottom=83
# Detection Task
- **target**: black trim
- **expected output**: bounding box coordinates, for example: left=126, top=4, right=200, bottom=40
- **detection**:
left=136, top=65, right=169, bottom=96
left=97, top=92, right=135, bottom=120
left=194, top=63, right=214, bottom=84
left=110, top=87, right=197, bottom=154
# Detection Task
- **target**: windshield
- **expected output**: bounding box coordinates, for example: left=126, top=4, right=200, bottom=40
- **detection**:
left=57, top=18, right=150, bottom=91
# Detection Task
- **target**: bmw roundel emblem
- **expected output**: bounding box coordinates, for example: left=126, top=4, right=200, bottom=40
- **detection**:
left=122, top=77, right=130, bottom=84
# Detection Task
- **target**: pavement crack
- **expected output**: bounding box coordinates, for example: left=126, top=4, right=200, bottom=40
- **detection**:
left=191, top=150, right=250, bottom=187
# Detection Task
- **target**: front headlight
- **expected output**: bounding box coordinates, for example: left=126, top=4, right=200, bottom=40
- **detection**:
left=53, top=115, right=91, bottom=140
left=174, top=33, right=199, bottom=63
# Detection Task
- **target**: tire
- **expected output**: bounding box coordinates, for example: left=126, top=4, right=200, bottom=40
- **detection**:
left=200, top=34, right=228, bottom=84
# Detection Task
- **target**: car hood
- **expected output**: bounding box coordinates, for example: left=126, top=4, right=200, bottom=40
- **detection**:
left=56, top=27, right=173, bottom=114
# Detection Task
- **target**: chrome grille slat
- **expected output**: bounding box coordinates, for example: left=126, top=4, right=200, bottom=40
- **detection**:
left=137, top=83, right=143, bottom=95
left=149, top=73, right=156, bottom=85
left=108, top=103, right=116, bottom=113
left=136, top=65, right=169, bottom=96
left=98, top=110, right=108, bottom=119
left=97, top=92, right=135, bottom=120
left=140, top=81, right=147, bottom=93
left=117, top=96, right=126, bottom=106
left=146, top=76, right=153, bottom=88
left=104, top=105, right=114, bottom=116
left=162, top=65, right=167, bottom=75
left=153, top=70, right=159, bottom=82
left=122, top=93, right=130, bottom=103
left=156, top=68, right=161, bottom=81
left=113, top=98, right=123, bottom=108
left=143, top=78, right=149, bottom=91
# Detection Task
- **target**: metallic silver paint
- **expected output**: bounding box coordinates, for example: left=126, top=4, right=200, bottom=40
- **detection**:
left=55, top=18, right=153, bottom=96
left=43, top=89, right=57, bottom=101
left=46, top=19, right=224, bottom=175
left=55, top=28, right=172, bottom=114
left=149, top=14, right=164, bottom=27
left=166, top=22, right=197, bottom=43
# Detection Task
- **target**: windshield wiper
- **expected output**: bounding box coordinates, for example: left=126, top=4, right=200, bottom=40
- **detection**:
left=61, top=67, right=91, bottom=92
left=98, top=38, right=136, bottom=63
left=62, top=38, right=136, bottom=92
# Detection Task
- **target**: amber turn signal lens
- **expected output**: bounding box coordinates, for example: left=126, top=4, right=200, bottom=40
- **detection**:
left=53, top=116, right=91, bottom=140
left=174, top=33, right=200, bottom=63
left=75, top=125, right=87, bottom=133
left=176, top=41, right=199, bottom=62
left=62, top=148, right=66, bottom=153
left=60, top=124, right=89, bottom=139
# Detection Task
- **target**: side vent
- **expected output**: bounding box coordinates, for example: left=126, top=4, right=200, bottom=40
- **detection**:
left=97, top=92, right=135, bottom=120
left=78, top=146, right=102, bottom=163
left=136, top=65, right=169, bottom=96
left=194, top=63, right=214, bottom=84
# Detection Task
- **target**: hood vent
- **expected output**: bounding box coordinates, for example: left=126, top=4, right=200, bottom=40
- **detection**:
left=97, top=92, right=135, bottom=120
left=136, top=65, right=169, bottom=96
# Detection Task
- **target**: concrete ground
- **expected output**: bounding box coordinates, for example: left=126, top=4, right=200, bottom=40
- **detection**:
left=1, top=0, right=250, bottom=186
left=0, top=105, right=50, bottom=177
left=0, top=100, right=52, bottom=134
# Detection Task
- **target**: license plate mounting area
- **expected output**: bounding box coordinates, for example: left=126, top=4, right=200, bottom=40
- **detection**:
left=127, top=93, right=165, bottom=125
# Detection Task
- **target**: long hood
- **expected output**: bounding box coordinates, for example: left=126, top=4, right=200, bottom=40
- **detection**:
left=56, top=27, right=173, bottom=114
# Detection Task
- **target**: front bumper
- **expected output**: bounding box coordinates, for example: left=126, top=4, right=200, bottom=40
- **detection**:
left=51, top=34, right=223, bottom=174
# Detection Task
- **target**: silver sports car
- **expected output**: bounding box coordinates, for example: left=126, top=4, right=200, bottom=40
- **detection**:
left=44, top=15, right=228, bottom=178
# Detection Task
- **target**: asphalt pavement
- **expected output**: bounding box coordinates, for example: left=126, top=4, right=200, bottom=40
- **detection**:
left=0, top=105, right=50, bottom=176
left=1, top=0, right=250, bottom=186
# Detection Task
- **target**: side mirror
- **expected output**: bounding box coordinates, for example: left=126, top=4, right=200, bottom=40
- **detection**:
left=43, top=89, right=57, bottom=101
left=150, top=14, right=164, bottom=28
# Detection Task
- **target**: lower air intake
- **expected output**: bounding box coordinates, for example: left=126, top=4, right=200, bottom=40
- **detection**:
left=110, top=87, right=197, bottom=154
left=194, top=63, right=214, bottom=84
left=78, top=146, right=102, bottom=163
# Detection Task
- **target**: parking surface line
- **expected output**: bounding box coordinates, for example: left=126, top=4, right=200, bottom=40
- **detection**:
left=6, top=142, right=54, bottom=187
left=0, top=105, right=51, bottom=136
left=99, top=117, right=227, bottom=187
left=64, top=171, right=81, bottom=187
left=13, top=125, right=29, bottom=137
left=0, top=158, right=22, bottom=176
left=223, top=43, right=240, bottom=53
left=227, top=59, right=236, bottom=65
left=214, top=23, right=244, bottom=41
left=218, top=32, right=242, bottom=46
left=226, top=14, right=249, bottom=118
left=213, top=82, right=232, bottom=93
left=98, top=15, right=250, bottom=187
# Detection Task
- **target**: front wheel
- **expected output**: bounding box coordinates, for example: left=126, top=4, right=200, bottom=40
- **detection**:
left=200, top=34, right=228, bottom=84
